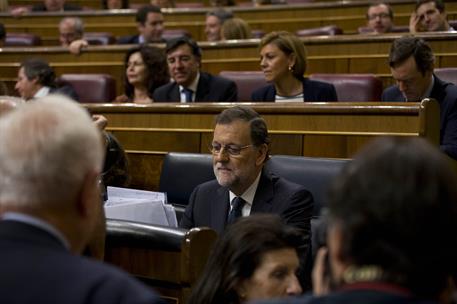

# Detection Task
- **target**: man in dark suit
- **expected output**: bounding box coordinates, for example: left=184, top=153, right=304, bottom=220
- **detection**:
left=257, top=137, right=457, bottom=304
left=31, top=0, right=81, bottom=11
left=153, top=37, right=238, bottom=102
left=117, top=5, right=165, bottom=44
left=382, top=36, right=457, bottom=159
left=0, top=95, right=163, bottom=304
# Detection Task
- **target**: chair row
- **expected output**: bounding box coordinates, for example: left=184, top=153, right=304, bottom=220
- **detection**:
left=52, top=68, right=457, bottom=103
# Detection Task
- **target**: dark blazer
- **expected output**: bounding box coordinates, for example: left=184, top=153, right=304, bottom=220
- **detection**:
left=51, top=85, right=79, bottom=101
left=382, top=75, right=457, bottom=159
left=117, top=35, right=166, bottom=45
left=31, top=3, right=81, bottom=11
left=251, top=77, right=338, bottom=102
left=153, top=72, right=238, bottom=102
left=0, top=220, right=163, bottom=304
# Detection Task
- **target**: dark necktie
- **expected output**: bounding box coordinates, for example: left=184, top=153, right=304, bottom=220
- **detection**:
left=182, top=88, right=193, bottom=103
left=227, top=196, right=246, bottom=225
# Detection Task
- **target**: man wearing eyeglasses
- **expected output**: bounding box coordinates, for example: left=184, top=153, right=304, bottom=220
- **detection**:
left=180, top=105, right=313, bottom=246
left=366, top=2, right=394, bottom=34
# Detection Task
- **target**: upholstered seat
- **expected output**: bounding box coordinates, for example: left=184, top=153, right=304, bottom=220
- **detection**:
left=295, top=25, right=343, bottom=37
left=83, top=32, right=116, bottom=45
left=163, top=29, right=191, bottom=40
left=58, top=74, right=116, bottom=103
left=357, top=25, right=409, bottom=34
left=435, top=68, right=457, bottom=85
left=5, top=33, right=42, bottom=46
left=218, top=71, right=267, bottom=101
left=309, top=73, right=383, bottom=101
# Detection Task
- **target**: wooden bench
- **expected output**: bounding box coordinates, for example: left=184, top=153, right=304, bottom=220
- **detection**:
left=85, top=101, right=440, bottom=191
left=105, top=219, right=218, bottom=304
left=1, top=32, right=456, bottom=95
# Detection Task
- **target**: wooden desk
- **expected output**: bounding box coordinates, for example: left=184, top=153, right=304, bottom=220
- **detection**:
left=1, top=33, right=456, bottom=95
left=86, top=101, right=439, bottom=190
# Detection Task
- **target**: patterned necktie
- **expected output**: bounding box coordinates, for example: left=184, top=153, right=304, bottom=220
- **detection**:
left=227, top=196, right=246, bottom=225
left=182, top=88, right=193, bottom=102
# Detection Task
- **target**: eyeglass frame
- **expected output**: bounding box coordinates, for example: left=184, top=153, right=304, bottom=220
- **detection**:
left=209, top=142, right=255, bottom=156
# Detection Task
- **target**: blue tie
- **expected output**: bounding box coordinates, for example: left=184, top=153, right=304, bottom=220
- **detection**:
left=182, top=88, right=193, bottom=102
left=227, top=197, right=246, bottom=225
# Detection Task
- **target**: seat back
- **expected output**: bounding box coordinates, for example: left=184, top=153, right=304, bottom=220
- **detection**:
left=357, top=25, right=409, bottom=34
left=5, top=33, right=42, bottom=46
left=309, top=73, right=383, bottom=101
left=105, top=219, right=217, bottom=304
left=266, top=155, right=349, bottom=216
left=83, top=32, right=116, bottom=45
left=435, top=68, right=457, bottom=85
left=58, top=74, right=116, bottom=103
left=218, top=71, right=267, bottom=101
left=163, top=29, right=191, bottom=40
left=295, top=25, right=343, bottom=37
left=159, top=152, right=213, bottom=208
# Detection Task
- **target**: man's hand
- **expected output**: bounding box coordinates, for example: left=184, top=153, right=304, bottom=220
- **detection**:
left=92, top=114, right=108, bottom=131
left=409, top=12, right=425, bottom=33
left=69, top=39, right=89, bottom=55
left=312, top=247, right=331, bottom=295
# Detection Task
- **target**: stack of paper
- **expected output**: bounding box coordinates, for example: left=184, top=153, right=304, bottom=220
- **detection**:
left=104, top=186, right=177, bottom=227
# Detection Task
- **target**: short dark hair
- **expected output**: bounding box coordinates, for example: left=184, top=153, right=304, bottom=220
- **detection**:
left=216, top=106, right=271, bottom=149
left=366, top=2, right=393, bottom=19
left=206, top=8, right=234, bottom=23
left=135, top=5, right=161, bottom=24
left=20, top=58, right=56, bottom=88
left=328, top=137, right=457, bottom=299
left=124, top=45, right=170, bottom=99
left=0, top=23, right=5, bottom=41
left=188, top=214, right=303, bottom=304
left=388, top=36, right=434, bottom=76
left=165, top=36, right=202, bottom=59
left=415, top=0, right=445, bottom=13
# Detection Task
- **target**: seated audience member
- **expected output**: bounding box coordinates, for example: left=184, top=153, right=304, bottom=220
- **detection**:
left=118, top=5, right=165, bottom=44
left=102, top=132, right=130, bottom=188
left=0, top=95, right=163, bottom=303
left=180, top=106, right=313, bottom=253
left=251, top=31, right=337, bottom=102
left=263, top=137, right=457, bottom=304
left=409, top=0, right=455, bottom=33
left=253, top=0, right=286, bottom=6
left=382, top=36, right=457, bottom=160
left=0, top=23, right=5, bottom=46
left=153, top=37, right=238, bottom=102
left=15, top=58, right=79, bottom=101
left=150, top=0, right=175, bottom=8
left=102, top=0, right=129, bottom=9
left=114, top=45, right=170, bottom=103
left=32, top=0, right=81, bottom=11
left=189, top=214, right=303, bottom=304
left=59, top=17, right=84, bottom=47
left=221, top=17, right=252, bottom=40
left=205, top=8, right=233, bottom=42
left=365, top=2, right=394, bottom=34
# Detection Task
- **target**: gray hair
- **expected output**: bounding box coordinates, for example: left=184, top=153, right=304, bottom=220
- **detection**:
left=59, top=17, right=85, bottom=36
left=0, top=94, right=103, bottom=209
left=206, top=8, right=233, bottom=24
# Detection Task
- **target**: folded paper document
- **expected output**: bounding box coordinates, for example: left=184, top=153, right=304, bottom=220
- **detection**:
left=104, top=187, right=177, bottom=227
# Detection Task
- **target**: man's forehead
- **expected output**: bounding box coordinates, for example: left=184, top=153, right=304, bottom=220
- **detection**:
left=147, top=12, right=163, bottom=21
left=168, top=44, right=193, bottom=57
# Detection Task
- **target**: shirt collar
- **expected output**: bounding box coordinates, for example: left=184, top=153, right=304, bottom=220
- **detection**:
left=179, top=72, right=200, bottom=95
left=34, top=86, right=50, bottom=99
left=229, top=171, right=262, bottom=208
left=422, top=74, right=435, bottom=100
left=2, top=212, right=70, bottom=250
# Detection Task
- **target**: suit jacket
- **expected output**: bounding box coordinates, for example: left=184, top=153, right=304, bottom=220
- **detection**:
left=117, top=35, right=166, bottom=45
left=0, top=220, right=164, bottom=304
left=382, top=75, right=457, bottom=159
left=51, top=85, right=79, bottom=101
left=251, top=77, right=338, bottom=102
left=31, top=3, right=81, bottom=11
left=153, top=72, right=238, bottom=102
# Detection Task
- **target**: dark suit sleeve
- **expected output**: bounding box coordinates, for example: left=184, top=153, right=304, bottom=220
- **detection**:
left=281, top=188, right=313, bottom=240
left=325, top=83, right=338, bottom=102
left=179, top=186, right=198, bottom=229
left=221, top=80, right=238, bottom=102
left=440, top=93, right=457, bottom=160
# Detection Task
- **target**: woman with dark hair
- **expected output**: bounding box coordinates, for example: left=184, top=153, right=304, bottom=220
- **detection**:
left=115, top=45, right=170, bottom=103
left=188, top=214, right=303, bottom=304
left=251, top=31, right=337, bottom=102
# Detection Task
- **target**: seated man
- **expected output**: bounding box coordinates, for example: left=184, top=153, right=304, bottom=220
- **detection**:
left=409, top=0, right=455, bottom=33
left=59, top=17, right=84, bottom=47
left=180, top=106, right=313, bottom=245
left=153, top=37, right=238, bottom=102
left=382, top=36, right=457, bottom=160
left=118, top=5, right=164, bottom=44
left=365, top=2, right=394, bottom=34
left=15, top=58, right=78, bottom=101
left=205, top=8, right=233, bottom=42
left=0, top=95, right=163, bottom=303
left=32, top=0, right=81, bottom=11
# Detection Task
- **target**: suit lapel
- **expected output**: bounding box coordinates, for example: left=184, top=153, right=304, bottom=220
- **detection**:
left=250, top=171, right=275, bottom=214
left=169, top=83, right=181, bottom=102
left=195, top=73, right=210, bottom=102
left=210, top=186, right=230, bottom=234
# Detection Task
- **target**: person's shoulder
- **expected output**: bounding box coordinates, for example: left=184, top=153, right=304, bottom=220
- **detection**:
left=381, top=84, right=402, bottom=102
left=251, top=84, right=274, bottom=101
left=305, top=78, right=334, bottom=90
left=193, top=179, right=220, bottom=193
left=117, top=35, right=139, bottom=44
left=207, top=73, right=235, bottom=85
left=153, top=81, right=176, bottom=100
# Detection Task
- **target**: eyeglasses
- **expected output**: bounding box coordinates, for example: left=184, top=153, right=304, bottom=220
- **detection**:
left=210, top=143, right=253, bottom=156
left=368, top=13, right=391, bottom=20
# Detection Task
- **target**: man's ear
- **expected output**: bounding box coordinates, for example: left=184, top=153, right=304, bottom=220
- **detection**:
left=255, top=143, right=268, bottom=166
left=137, top=22, right=144, bottom=35
left=76, top=170, right=100, bottom=219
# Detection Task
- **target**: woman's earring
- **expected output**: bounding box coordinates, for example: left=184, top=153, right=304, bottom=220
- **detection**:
left=288, top=65, right=293, bottom=71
